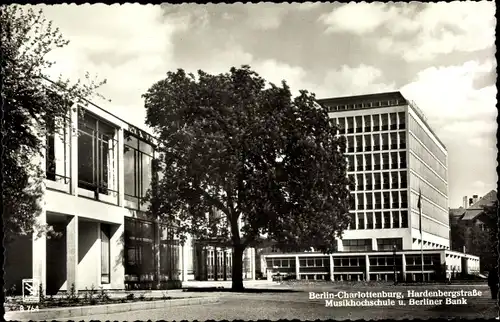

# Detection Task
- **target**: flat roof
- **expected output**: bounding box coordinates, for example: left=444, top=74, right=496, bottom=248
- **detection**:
left=317, top=91, right=447, bottom=152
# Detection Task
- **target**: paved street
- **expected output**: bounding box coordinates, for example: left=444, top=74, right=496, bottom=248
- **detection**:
left=65, top=284, right=498, bottom=321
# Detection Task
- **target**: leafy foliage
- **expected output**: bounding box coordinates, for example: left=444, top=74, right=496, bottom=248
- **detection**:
left=1, top=5, right=106, bottom=242
left=450, top=201, right=499, bottom=271
left=143, top=65, right=352, bottom=289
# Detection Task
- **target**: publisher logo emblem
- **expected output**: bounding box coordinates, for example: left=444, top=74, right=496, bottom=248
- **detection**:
left=22, top=279, right=40, bottom=304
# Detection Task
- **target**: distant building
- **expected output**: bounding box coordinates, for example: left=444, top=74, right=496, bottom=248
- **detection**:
left=259, top=91, right=479, bottom=282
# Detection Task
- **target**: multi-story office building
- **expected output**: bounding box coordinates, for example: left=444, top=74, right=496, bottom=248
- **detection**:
left=4, top=96, right=256, bottom=295
left=260, top=92, right=479, bottom=282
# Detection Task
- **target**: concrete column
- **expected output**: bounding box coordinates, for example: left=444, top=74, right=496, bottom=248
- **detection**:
left=372, top=238, right=377, bottom=251
left=66, top=216, right=78, bottom=292
left=365, top=254, right=370, bottom=281
left=32, top=209, right=47, bottom=295
left=117, top=128, right=124, bottom=207
left=337, top=238, right=344, bottom=252
left=295, top=255, right=300, bottom=280
left=70, top=105, right=78, bottom=196
left=402, top=253, right=407, bottom=281
left=181, top=236, right=190, bottom=282
left=214, top=247, right=219, bottom=281
left=329, top=255, right=334, bottom=281
left=110, top=221, right=125, bottom=289
left=251, top=248, right=256, bottom=281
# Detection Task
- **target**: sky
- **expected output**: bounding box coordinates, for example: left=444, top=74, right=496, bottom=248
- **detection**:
left=30, top=2, right=497, bottom=208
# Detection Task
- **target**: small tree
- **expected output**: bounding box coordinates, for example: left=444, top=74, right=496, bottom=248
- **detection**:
left=1, top=5, right=106, bottom=242
left=143, top=66, right=352, bottom=290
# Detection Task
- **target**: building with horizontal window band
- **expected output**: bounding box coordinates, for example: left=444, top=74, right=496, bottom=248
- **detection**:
left=4, top=97, right=256, bottom=295
left=259, top=92, right=480, bottom=282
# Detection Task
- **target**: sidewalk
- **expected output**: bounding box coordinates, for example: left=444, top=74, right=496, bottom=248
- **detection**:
left=182, top=279, right=280, bottom=289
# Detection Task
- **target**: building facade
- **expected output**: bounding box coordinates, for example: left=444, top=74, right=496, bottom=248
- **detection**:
left=4, top=99, right=256, bottom=295
left=259, top=92, right=479, bottom=282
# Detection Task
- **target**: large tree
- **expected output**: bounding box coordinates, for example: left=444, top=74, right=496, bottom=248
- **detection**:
left=1, top=5, right=105, bottom=242
left=143, top=66, right=352, bottom=290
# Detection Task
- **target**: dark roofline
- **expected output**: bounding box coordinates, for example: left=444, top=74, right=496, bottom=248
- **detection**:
left=316, top=91, right=447, bottom=152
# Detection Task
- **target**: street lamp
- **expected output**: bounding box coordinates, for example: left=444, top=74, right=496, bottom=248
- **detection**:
left=393, top=244, right=397, bottom=285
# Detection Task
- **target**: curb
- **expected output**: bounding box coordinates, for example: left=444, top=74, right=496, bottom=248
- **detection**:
left=4, top=296, right=220, bottom=320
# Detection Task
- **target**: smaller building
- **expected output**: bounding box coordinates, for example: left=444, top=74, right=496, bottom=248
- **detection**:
left=260, top=249, right=479, bottom=282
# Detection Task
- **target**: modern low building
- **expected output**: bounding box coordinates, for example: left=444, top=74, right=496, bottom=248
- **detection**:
left=4, top=95, right=256, bottom=295
left=259, top=91, right=480, bottom=282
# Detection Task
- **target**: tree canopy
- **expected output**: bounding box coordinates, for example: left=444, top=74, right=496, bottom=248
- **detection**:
left=1, top=5, right=105, bottom=242
left=143, top=66, right=352, bottom=289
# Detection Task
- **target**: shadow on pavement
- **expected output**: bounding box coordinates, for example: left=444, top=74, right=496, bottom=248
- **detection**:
left=182, top=287, right=300, bottom=293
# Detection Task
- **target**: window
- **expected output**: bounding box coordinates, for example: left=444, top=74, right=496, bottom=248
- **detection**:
left=348, top=213, right=356, bottom=229
left=101, top=224, right=111, bottom=284
left=391, top=190, right=399, bottom=208
left=347, top=136, right=355, bottom=153
left=124, top=132, right=155, bottom=206
left=365, top=154, right=372, bottom=171
left=382, top=172, right=390, bottom=189
left=366, top=192, right=373, bottom=209
left=78, top=112, right=117, bottom=195
left=357, top=213, right=365, bottom=229
left=401, top=191, right=408, bottom=208
left=343, top=239, right=372, bottom=252
left=374, top=173, right=381, bottom=190
left=390, top=132, right=398, bottom=149
left=375, top=212, right=382, bottom=229
left=355, top=116, right=363, bottom=133
left=366, top=174, right=373, bottom=191
left=377, top=238, right=403, bottom=251
left=383, top=192, right=390, bottom=208
left=383, top=211, right=391, bottom=228
left=374, top=192, right=382, bottom=209
left=399, top=152, right=406, bottom=168
left=381, top=133, right=389, bottom=151
left=373, top=153, right=381, bottom=170
left=347, top=155, right=355, bottom=171
left=355, top=136, right=363, bottom=152
left=366, top=212, right=374, bottom=229
left=364, top=135, right=372, bottom=152
left=347, top=117, right=354, bottom=133
left=356, top=154, right=363, bottom=171
left=373, top=115, right=380, bottom=131
left=373, top=134, right=381, bottom=151
left=398, top=112, right=405, bottom=129
left=381, top=114, right=389, bottom=130
left=401, top=211, right=408, bottom=228
left=382, top=153, right=390, bottom=170
left=392, top=211, right=400, bottom=228
left=390, top=113, right=398, bottom=130
left=399, top=132, right=406, bottom=149
left=364, top=115, right=371, bottom=131
left=356, top=173, right=363, bottom=190
left=357, top=193, right=364, bottom=210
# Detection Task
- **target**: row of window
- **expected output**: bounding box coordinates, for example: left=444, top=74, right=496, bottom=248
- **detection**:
left=346, top=152, right=407, bottom=172
left=345, top=132, right=406, bottom=153
left=350, top=191, right=409, bottom=211
left=349, top=171, right=408, bottom=191
left=326, top=99, right=407, bottom=113
left=347, top=211, right=409, bottom=230
left=408, top=115, right=446, bottom=165
left=266, top=254, right=442, bottom=270
left=46, top=111, right=158, bottom=211
left=332, top=112, right=406, bottom=134
left=409, top=154, right=447, bottom=195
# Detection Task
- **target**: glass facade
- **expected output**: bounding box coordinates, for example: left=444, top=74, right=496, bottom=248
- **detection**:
left=78, top=112, right=118, bottom=196
left=124, top=217, right=181, bottom=289
left=332, top=109, right=409, bottom=233
left=123, top=132, right=154, bottom=208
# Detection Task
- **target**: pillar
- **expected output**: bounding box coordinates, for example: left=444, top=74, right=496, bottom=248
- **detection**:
left=32, top=209, right=47, bottom=295
left=337, top=238, right=344, bottom=252
left=365, top=254, right=370, bottom=281
left=223, top=248, right=227, bottom=281
left=251, top=248, right=256, bottom=281
left=117, top=128, right=124, bottom=206
left=329, top=255, right=334, bottom=281
left=402, top=253, right=407, bottom=282
left=371, top=238, right=377, bottom=251
left=66, top=215, right=78, bottom=292
left=181, top=235, right=191, bottom=282
left=214, top=247, right=219, bottom=281
left=70, top=104, right=78, bottom=196
left=295, top=255, right=300, bottom=280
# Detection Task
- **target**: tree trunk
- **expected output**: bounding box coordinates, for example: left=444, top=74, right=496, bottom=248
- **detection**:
left=231, top=245, right=245, bottom=291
